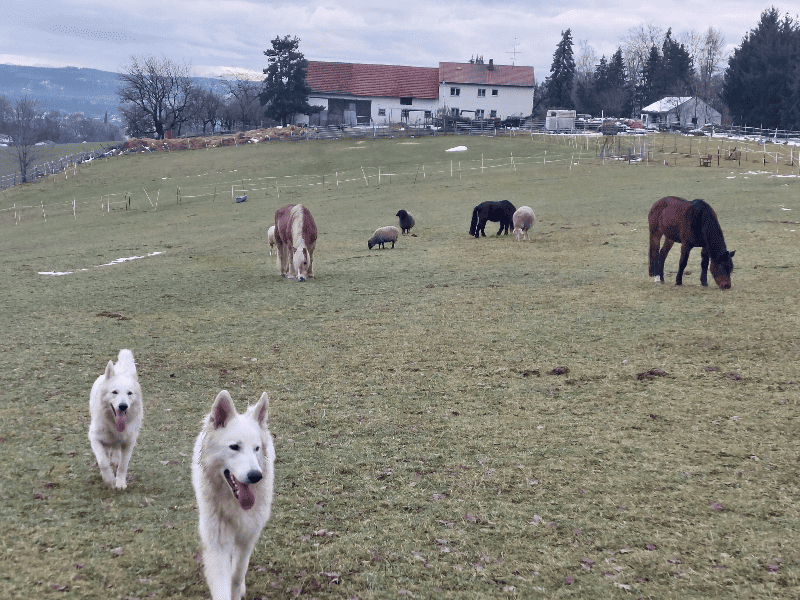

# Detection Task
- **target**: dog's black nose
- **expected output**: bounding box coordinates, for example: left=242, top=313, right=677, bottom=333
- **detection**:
left=118, top=403, right=128, bottom=412
left=246, top=470, right=263, bottom=484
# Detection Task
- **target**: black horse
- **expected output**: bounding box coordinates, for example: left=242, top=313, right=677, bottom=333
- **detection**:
left=469, top=200, right=516, bottom=238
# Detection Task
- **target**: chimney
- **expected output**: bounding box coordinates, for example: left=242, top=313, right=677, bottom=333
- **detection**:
left=488, top=59, right=494, bottom=70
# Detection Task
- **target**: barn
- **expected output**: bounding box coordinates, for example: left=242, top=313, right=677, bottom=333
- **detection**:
left=641, top=96, right=722, bottom=130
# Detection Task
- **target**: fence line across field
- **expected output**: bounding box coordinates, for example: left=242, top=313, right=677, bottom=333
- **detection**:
left=3, top=132, right=799, bottom=227
left=1, top=149, right=561, bottom=226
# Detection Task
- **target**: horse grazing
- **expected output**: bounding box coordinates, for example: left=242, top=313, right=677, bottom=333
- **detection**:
left=469, top=200, right=516, bottom=238
left=274, top=204, right=317, bottom=281
left=648, top=196, right=735, bottom=289
left=512, top=206, right=536, bottom=241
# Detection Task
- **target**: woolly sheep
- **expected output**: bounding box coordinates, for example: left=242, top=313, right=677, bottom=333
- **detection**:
left=368, top=226, right=400, bottom=250
left=267, top=225, right=276, bottom=255
left=396, top=209, right=415, bottom=234
left=512, top=206, right=536, bottom=241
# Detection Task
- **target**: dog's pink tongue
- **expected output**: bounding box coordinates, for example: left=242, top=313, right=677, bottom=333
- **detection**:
left=115, top=411, right=127, bottom=432
left=239, top=483, right=256, bottom=511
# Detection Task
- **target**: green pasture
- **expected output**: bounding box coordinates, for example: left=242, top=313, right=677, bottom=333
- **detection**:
left=0, top=132, right=798, bottom=599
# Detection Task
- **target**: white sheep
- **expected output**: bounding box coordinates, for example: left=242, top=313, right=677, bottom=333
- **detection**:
left=267, top=225, right=276, bottom=255
left=512, top=206, right=536, bottom=241
left=368, top=226, right=400, bottom=249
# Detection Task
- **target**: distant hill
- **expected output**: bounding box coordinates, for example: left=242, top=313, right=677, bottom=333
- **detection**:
left=0, top=64, right=224, bottom=122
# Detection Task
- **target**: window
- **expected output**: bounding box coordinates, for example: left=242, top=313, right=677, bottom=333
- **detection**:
left=424, top=111, right=432, bottom=118
left=475, top=109, right=485, bottom=119
left=477, top=88, right=486, bottom=97
left=400, top=97, right=412, bottom=106
left=450, top=107, right=460, bottom=116
left=378, top=108, right=386, bottom=117
left=450, top=87, right=460, bottom=96
left=490, top=110, right=497, bottom=118
left=491, top=89, right=498, bottom=96
left=401, top=109, right=411, bottom=120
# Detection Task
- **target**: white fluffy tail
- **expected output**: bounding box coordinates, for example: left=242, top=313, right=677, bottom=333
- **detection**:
left=115, top=349, right=136, bottom=373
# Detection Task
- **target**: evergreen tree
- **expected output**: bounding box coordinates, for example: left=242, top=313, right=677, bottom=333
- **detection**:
left=259, top=35, right=318, bottom=126
left=607, top=48, right=627, bottom=90
left=723, top=8, right=800, bottom=129
left=546, top=29, right=576, bottom=109
left=640, top=45, right=661, bottom=105
left=658, top=29, right=695, bottom=96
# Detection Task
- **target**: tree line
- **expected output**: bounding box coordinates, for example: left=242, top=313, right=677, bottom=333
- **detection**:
left=541, top=7, right=800, bottom=130
left=118, top=36, right=317, bottom=139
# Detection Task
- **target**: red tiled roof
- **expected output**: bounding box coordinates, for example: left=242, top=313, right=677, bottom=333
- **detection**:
left=306, top=62, right=440, bottom=99
left=439, top=62, right=534, bottom=87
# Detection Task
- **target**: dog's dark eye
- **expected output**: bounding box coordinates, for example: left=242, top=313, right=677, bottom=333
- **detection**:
left=127, top=391, right=133, bottom=396
left=255, top=446, right=260, bottom=452
left=112, top=390, right=118, bottom=395
left=229, top=444, right=240, bottom=451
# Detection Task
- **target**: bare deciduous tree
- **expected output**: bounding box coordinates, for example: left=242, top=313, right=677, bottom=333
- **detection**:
left=195, top=88, right=224, bottom=134
left=5, top=97, right=45, bottom=183
left=696, top=27, right=727, bottom=104
left=622, top=22, right=664, bottom=112
left=117, top=55, right=196, bottom=139
left=219, top=72, right=262, bottom=131
left=575, top=39, right=598, bottom=85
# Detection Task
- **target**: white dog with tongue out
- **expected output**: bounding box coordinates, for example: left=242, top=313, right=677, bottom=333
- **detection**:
left=88, top=349, right=144, bottom=490
left=192, top=390, right=275, bottom=600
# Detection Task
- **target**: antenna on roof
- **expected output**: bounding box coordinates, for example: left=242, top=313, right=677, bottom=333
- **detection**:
left=508, top=38, right=520, bottom=66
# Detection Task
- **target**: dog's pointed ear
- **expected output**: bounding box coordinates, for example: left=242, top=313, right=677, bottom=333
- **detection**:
left=104, top=360, right=115, bottom=380
left=211, top=390, right=236, bottom=429
left=253, top=392, right=269, bottom=427
left=729, top=250, right=735, bottom=258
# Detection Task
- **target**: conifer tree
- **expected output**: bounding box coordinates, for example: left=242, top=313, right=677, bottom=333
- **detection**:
left=259, top=35, right=318, bottom=126
left=546, top=29, right=576, bottom=109
left=723, top=8, right=800, bottom=129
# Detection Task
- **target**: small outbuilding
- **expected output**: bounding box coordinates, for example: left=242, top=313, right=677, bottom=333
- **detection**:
left=641, top=96, right=722, bottom=130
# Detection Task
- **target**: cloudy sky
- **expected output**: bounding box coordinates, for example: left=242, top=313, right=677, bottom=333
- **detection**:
left=0, top=1, right=779, bottom=80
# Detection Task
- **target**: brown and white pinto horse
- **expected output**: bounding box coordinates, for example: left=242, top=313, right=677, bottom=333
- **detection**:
left=274, top=204, right=317, bottom=281
left=648, top=196, right=735, bottom=289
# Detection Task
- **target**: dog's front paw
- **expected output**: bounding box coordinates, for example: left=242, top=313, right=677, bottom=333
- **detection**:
left=234, top=582, right=246, bottom=600
left=115, top=477, right=128, bottom=490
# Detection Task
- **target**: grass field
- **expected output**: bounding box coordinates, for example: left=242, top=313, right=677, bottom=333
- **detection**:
left=1, top=131, right=799, bottom=599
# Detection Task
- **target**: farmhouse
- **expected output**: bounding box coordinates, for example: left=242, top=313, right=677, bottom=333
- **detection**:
left=439, top=60, right=534, bottom=122
left=304, top=62, right=439, bottom=127
left=302, top=60, right=535, bottom=127
left=641, top=96, right=722, bottom=130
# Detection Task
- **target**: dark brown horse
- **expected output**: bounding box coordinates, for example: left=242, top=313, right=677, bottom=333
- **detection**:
left=648, top=196, right=735, bottom=289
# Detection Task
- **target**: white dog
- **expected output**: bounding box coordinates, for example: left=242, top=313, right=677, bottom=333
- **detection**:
left=88, top=349, right=144, bottom=490
left=192, top=390, right=275, bottom=600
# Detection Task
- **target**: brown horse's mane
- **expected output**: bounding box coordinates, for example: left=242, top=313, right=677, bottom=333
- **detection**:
left=688, top=199, right=728, bottom=262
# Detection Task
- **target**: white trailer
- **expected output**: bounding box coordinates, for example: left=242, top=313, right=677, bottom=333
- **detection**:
left=545, top=109, right=576, bottom=132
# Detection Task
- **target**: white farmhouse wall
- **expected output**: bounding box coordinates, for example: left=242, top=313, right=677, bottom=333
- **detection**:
left=301, top=95, right=439, bottom=127
left=438, top=83, right=532, bottom=120
left=371, top=97, right=439, bottom=126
